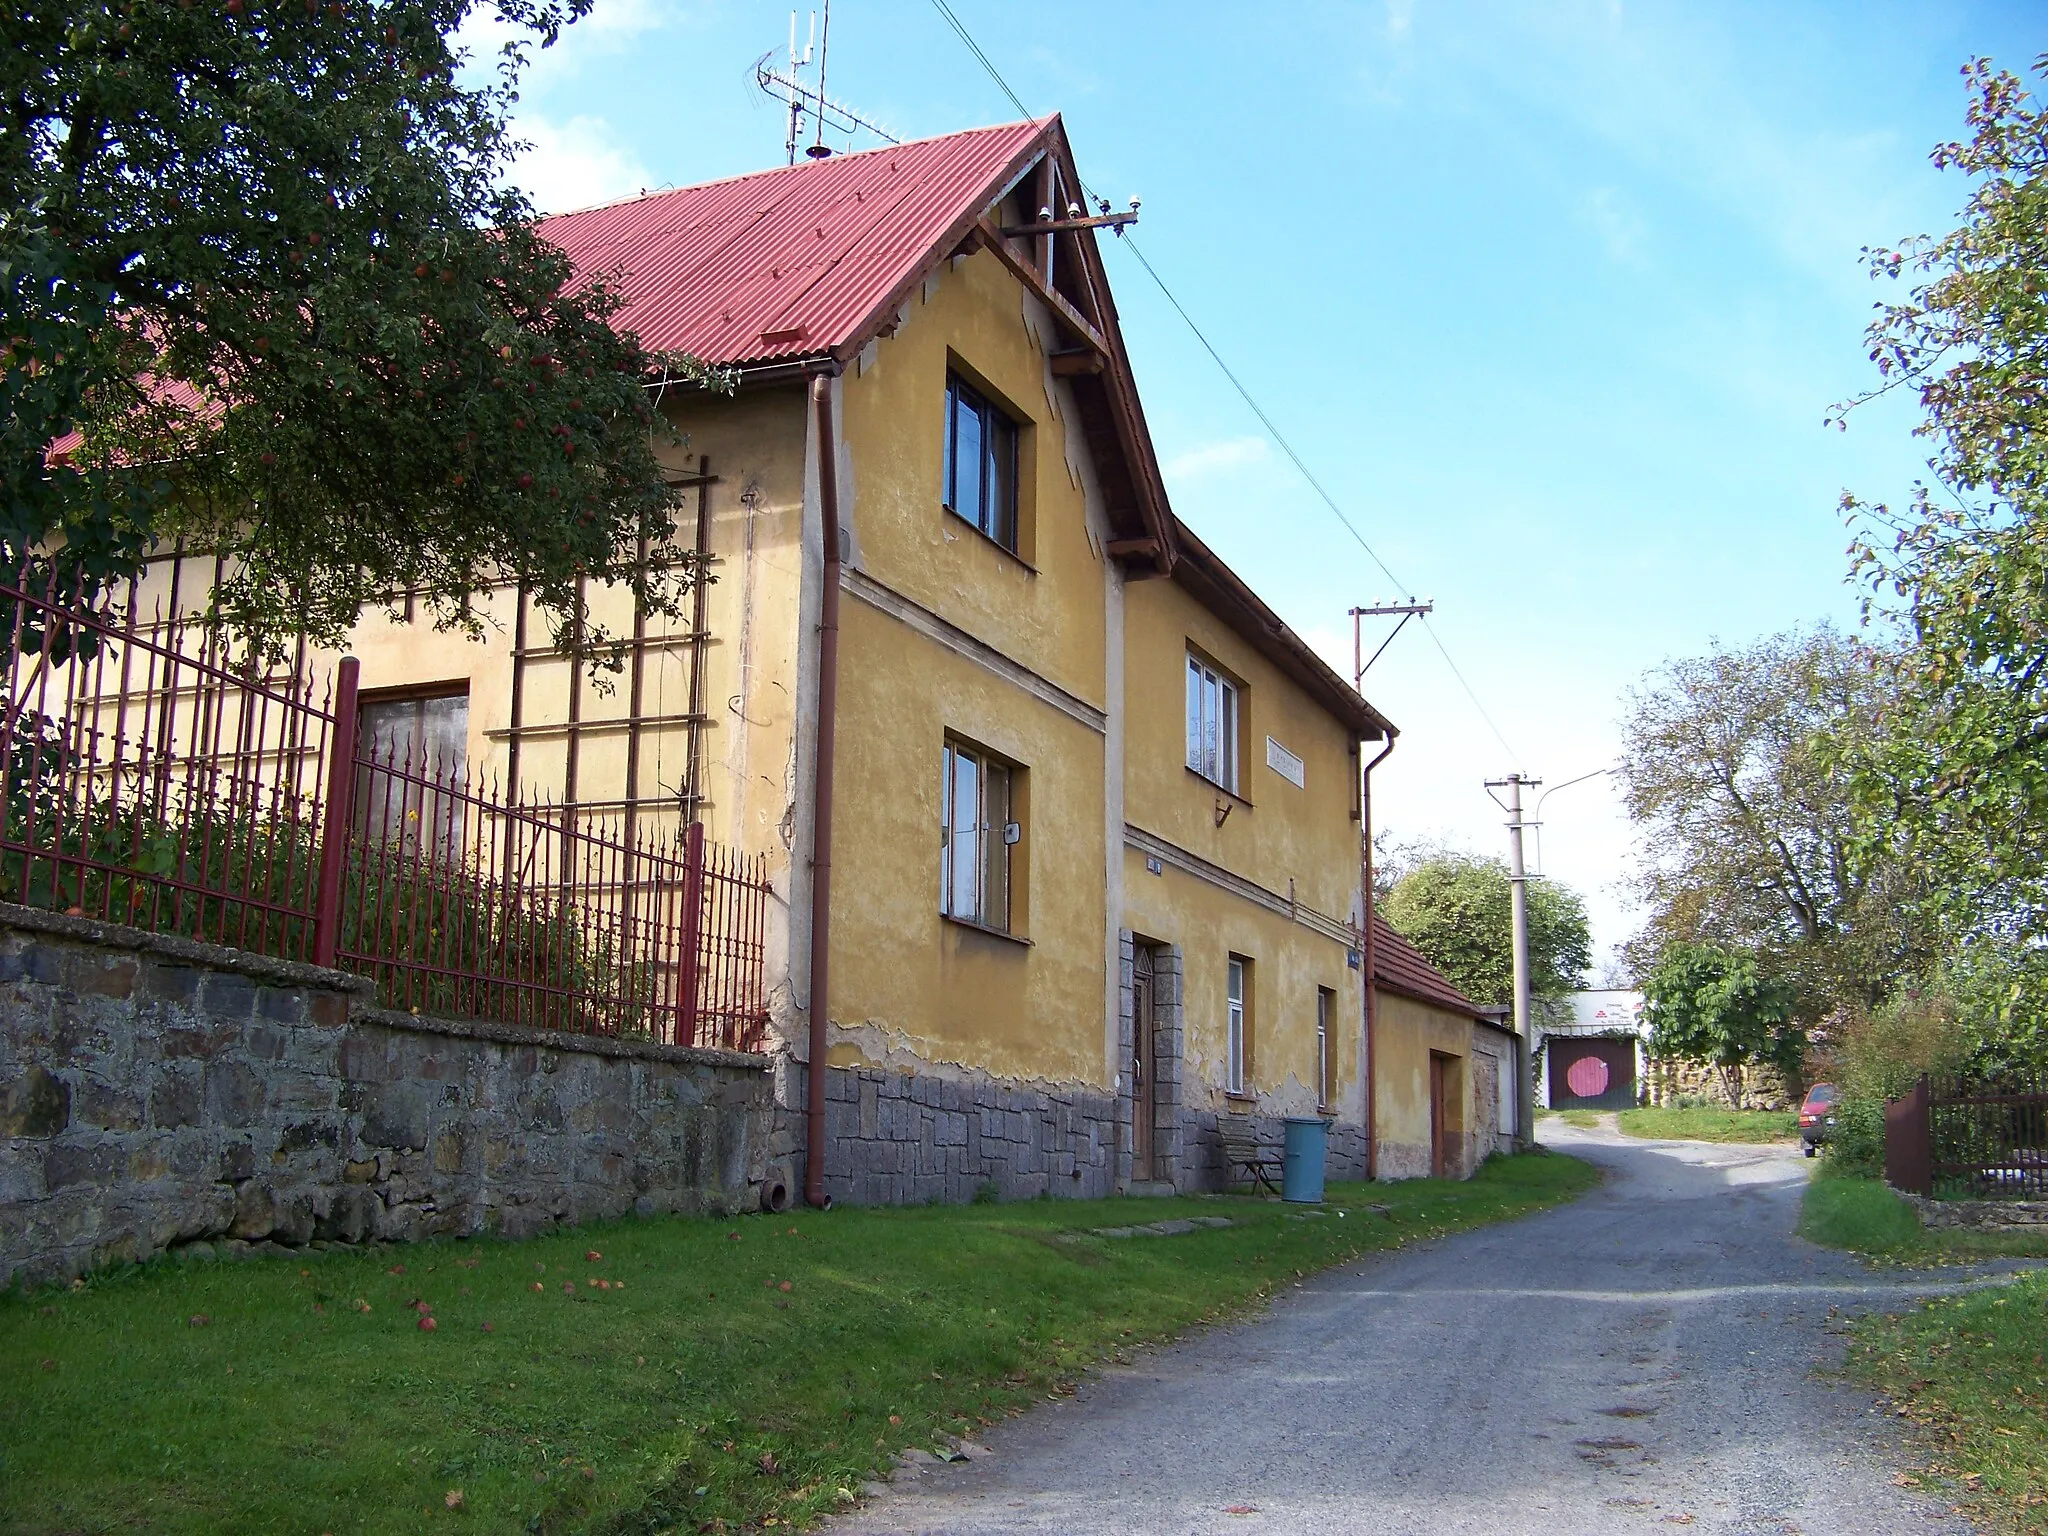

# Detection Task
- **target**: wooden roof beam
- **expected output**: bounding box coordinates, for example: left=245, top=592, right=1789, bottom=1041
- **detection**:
left=972, top=216, right=1110, bottom=358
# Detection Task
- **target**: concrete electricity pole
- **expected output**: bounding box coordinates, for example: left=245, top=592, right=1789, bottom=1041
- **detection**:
left=1485, top=772, right=1540, bottom=1150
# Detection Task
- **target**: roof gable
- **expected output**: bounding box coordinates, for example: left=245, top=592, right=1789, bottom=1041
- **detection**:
left=536, top=118, right=1394, bottom=743
left=537, top=121, right=1047, bottom=368
left=537, top=116, right=1176, bottom=566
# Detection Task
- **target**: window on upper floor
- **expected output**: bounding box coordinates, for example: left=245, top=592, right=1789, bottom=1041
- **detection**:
left=1186, top=653, right=1240, bottom=793
left=943, top=371, right=1019, bottom=552
left=940, top=737, right=1019, bottom=933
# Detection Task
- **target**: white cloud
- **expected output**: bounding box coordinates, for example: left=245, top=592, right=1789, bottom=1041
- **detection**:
left=1164, top=435, right=1270, bottom=483
left=510, top=115, right=656, bottom=215
left=456, top=0, right=680, bottom=96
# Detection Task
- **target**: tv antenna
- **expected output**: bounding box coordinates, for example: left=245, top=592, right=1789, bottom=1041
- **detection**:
left=755, top=3, right=899, bottom=165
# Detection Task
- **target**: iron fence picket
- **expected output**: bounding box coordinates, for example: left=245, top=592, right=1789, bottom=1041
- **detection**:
left=0, top=568, right=772, bottom=1050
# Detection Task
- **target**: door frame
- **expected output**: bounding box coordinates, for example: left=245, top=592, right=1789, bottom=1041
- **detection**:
left=1429, top=1051, right=1450, bottom=1178
left=1131, top=946, right=1156, bottom=1182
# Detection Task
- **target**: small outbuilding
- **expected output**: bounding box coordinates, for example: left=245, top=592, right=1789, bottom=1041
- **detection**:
left=1369, top=917, right=1516, bottom=1179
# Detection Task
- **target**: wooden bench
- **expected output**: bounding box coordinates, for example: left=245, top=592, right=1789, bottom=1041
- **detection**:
left=1216, top=1116, right=1282, bottom=1196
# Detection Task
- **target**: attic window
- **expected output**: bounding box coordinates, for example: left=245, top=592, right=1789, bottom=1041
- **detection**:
left=943, top=371, right=1019, bottom=552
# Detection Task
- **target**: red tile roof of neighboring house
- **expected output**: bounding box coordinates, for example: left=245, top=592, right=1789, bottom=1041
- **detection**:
left=536, top=119, right=1050, bottom=368
left=45, top=375, right=218, bottom=468
left=1372, top=914, right=1485, bottom=1019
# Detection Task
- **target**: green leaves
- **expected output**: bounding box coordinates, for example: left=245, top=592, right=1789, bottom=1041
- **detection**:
left=1641, top=942, right=1803, bottom=1089
left=1835, top=56, right=2048, bottom=971
left=1, top=0, right=719, bottom=652
left=1380, top=853, right=1591, bottom=1009
left=1618, top=624, right=1935, bottom=1022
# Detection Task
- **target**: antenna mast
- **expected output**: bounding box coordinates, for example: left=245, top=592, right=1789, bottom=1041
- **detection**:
left=754, top=4, right=899, bottom=164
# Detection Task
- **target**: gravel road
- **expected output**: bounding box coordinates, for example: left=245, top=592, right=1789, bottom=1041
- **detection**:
left=830, top=1119, right=2006, bottom=1535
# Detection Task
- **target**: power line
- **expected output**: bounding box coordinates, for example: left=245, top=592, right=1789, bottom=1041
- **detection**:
left=922, top=1, right=1523, bottom=766
left=928, top=0, right=1033, bottom=121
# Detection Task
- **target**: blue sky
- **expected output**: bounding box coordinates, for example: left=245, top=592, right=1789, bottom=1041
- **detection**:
left=478, top=1, right=2044, bottom=972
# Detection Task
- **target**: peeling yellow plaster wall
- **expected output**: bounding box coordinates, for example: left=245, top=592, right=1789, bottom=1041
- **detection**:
left=133, top=385, right=814, bottom=1040
left=1373, top=990, right=1477, bottom=1179
left=1121, top=574, right=1362, bottom=927
left=836, top=248, right=1108, bottom=710
left=822, top=248, right=1112, bottom=1087
left=1123, top=846, right=1363, bottom=1121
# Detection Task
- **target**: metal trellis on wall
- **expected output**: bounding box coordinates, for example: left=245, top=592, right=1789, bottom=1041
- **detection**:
left=0, top=563, right=768, bottom=1052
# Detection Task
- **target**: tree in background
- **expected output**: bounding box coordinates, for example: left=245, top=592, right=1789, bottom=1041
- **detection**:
left=1380, top=852, right=1591, bottom=1010
left=1837, top=56, right=2048, bottom=1005
left=1642, top=943, right=1803, bottom=1107
left=1618, top=624, right=1938, bottom=1024
left=3, top=0, right=719, bottom=652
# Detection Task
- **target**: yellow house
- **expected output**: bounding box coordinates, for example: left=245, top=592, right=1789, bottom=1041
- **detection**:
left=137, top=118, right=1501, bottom=1203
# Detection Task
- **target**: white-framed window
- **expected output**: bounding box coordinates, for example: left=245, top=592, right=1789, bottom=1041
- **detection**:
left=943, top=372, right=1020, bottom=551
left=940, top=739, right=1016, bottom=932
left=1317, top=987, right=1334, bottom=1110
left=1227, top=955, right=1248, bottom=1095
left=1186, top=653, right=1239, bottom=791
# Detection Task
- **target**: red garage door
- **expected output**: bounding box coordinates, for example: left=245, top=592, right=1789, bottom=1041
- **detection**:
left=1549, top=1037, right=1636, bottom=1110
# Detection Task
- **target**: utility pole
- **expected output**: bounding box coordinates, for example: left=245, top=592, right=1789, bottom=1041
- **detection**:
left=1485, top=772, right=1540, bottom=1150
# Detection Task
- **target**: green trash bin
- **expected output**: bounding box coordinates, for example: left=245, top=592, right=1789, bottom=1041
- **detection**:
left=1281, top=1116, right=1330, bottom=1203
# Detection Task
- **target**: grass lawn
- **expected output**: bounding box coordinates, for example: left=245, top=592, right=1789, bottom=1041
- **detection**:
left=0, top=1153, right=1594, bottom=1535
left=1615, top=1106, right=1799, bottom=1143
left=1843, top=1269, right=2048, bottom=1531
left=1800, top=1172, right=2048, bottom=1265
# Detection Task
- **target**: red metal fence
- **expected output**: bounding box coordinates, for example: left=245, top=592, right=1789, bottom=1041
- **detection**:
left=0, top=565, right=770, bottom=1051
left=1886, top=1074, right=2048, bottom=1200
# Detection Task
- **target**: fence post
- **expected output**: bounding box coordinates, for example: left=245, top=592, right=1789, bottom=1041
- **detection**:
left=1885, top=1073, right=1933, bottom=1197
left=679, top=821, right=706, bottom=1046
left=311, top=657, right=360, bottom=969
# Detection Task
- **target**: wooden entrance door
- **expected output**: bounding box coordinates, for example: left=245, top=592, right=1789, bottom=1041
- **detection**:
left=1429, top=1052, right=1449, bottom=1178
left=1132, top=948, right=1156, bottom=1181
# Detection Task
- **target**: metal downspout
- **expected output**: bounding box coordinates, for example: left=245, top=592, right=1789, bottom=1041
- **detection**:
left=805, top=373, right=842, bottom=1209
left=1360, top=735, right=1395, bottom=1181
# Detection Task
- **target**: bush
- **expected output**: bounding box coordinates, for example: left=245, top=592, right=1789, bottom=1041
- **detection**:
left=1824, top=1096, right=1886, bottom=1178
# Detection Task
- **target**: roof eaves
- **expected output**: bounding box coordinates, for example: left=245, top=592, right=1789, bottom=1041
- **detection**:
left=1170, top=516, right=1396, bottom=740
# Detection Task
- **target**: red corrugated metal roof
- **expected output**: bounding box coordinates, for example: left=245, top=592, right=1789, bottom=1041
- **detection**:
left=1372, top=914, right=1485, bottom=1019
left=536, top=119, right=1051, bottom=366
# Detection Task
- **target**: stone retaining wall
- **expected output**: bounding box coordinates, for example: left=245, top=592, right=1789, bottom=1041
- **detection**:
left=0, top=905, right=776, bottom=1289
left=1904, top=1193, right=2048, bottom=1231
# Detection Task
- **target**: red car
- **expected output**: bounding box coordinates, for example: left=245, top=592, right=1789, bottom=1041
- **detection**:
left=1798, top=1083, right=1839, bottom=1158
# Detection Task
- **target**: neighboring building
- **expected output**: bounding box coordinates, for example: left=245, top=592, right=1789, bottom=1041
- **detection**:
left=1368, top=916, right=1516, bottom=1177
left=129, top=116, right=1424, bottom=1202
left=1537, top=989, right=1646, bottom=1111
